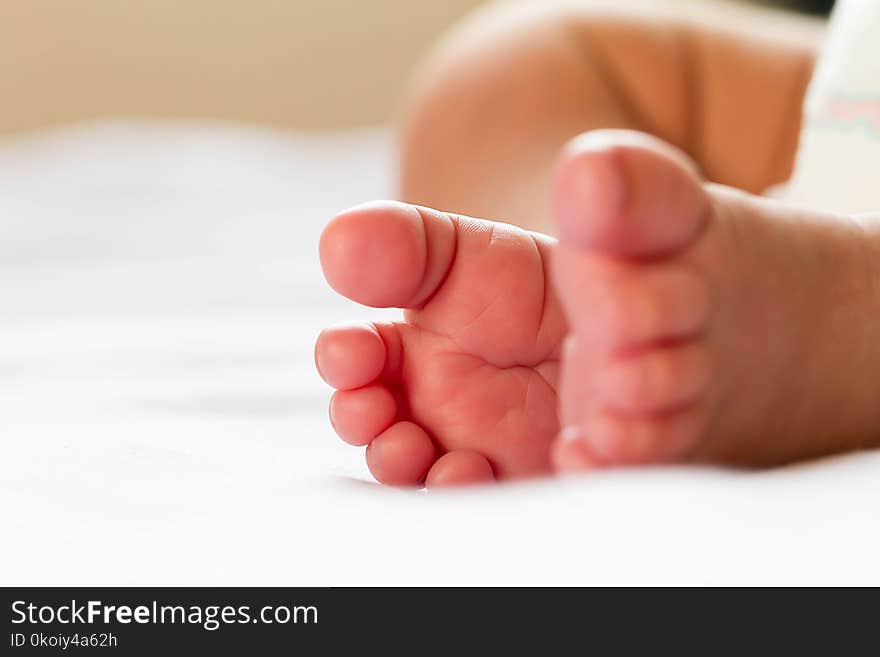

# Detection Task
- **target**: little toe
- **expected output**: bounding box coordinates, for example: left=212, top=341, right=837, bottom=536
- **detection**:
left=329, top=385, right=397, bottom=447
left=580, top=406, right=707, bottom=465
left=425, top=450, right=495, bottom=488
left=365, top=421, right=436, bottom=486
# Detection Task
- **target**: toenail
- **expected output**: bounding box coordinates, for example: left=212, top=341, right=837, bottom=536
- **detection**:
left=582, top=414, right=628, bottom=462
left=558, top=426, right=586, bottom=442
left=553, top=146, right=626, bottom=247
left=552, top=435, right=602, bottom=472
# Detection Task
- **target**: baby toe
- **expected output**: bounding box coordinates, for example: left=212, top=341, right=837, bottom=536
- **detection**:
left=425, top=450, right=495, bottom=488
left=552, top=129, right=708, bottom=258
left=595, top=342, right=711, bottom=415
left=559, top=258, right=711, bottom=349
left=582, top=406, right=707, bottom=465
left=551, top=429, right=604, bottom=473
left=365, top=421, right=436, bottom=486
left=315, top=322, right=386, bottom=390
left=319, top=201, right=457, bottom=310
left=329, top=385, right=397, bottom=446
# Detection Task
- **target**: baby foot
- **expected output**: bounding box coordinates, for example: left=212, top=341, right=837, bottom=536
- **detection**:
left=317, top=201, right=566, bottom=486
left=551, top=130, right=880, bottom=471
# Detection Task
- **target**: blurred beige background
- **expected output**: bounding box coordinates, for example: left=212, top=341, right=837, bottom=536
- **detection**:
left=0, top=0, right=484, bottom=135
left=0, top=0, right=823, bottom=135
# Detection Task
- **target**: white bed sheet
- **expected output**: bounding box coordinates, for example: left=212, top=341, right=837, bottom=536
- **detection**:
left=1, top=122, right=878, bottom=586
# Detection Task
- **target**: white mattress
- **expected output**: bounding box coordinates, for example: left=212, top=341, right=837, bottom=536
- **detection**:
left=2, top=122, right=878, bottom=586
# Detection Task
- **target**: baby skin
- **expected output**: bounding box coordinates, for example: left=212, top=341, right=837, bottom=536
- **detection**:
left=317, top=130, right=880, bottom=486
left=316, top=5, right=880, bottom=486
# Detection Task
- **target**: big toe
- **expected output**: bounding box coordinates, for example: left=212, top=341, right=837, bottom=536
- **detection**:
left=551, top=129, right=709, bottom=258
left=319, top=201, right=456, bottom=309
